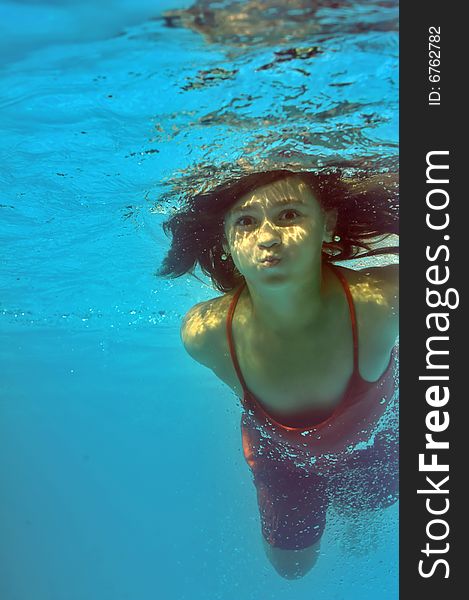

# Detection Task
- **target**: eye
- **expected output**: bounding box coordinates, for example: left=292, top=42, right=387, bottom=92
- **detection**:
left=279, top=209, right=301, bottom=222
left=234, top=215, right=256, bottom=227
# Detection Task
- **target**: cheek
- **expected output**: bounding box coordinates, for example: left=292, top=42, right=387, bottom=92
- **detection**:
left=291, top=228, right=322, bottom=259
left=229, top=234, right=258, bottom=268
left=228, top=229, right=254, bottom=252
left=299, top=222, right=325, bottom=244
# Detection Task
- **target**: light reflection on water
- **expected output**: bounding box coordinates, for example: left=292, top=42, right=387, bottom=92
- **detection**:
left=1, top=0, right=397, bottom=332
left=1, top=5, right=398, bottom=597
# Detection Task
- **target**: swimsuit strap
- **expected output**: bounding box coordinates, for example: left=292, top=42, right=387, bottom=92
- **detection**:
left=226, top=281, right=249, bottom=393
left=225, top=265, right=360, bottom=392
left=329, top=264, right=360, bottom=375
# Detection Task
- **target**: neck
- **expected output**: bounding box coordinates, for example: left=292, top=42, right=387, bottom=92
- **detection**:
left=244, top=262, right=337, bottom=335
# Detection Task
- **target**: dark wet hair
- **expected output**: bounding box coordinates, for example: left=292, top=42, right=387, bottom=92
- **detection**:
left=158, top=169, right=399, bottom=292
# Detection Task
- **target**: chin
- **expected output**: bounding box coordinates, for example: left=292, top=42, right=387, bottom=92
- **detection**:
left=254, top=271, right=290, bottom=286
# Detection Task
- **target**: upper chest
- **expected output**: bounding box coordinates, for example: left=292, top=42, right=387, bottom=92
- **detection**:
left=213, top=287, right=394, bottom=412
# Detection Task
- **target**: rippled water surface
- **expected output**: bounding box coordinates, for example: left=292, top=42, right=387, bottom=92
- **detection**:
left=1, top=1, right=398, bottom=599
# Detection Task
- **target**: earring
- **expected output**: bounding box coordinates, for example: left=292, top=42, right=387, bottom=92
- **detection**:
left=333, top=234, right=341, bottom=242
left=221, top=252, right=229, bottom=261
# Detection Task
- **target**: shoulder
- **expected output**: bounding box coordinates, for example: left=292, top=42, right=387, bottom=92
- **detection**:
left=357, top=263, right=398, bottom=316
left=180, top=291, right=236, bottom=367
left=336, top=263, right=398, bottom=310
left=336, top=262, right=399, bottom=345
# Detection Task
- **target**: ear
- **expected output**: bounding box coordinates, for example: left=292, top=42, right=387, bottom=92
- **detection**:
left=221, top=237, right=230, bottom=255
left=323, top=209, right=338, bottom=242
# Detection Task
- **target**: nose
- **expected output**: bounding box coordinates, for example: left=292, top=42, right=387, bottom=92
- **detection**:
left=257, top=219, right=281, bottom=249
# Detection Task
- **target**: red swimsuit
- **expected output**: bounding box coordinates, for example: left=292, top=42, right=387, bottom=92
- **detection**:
left=226, top=265, right=399, bottom=549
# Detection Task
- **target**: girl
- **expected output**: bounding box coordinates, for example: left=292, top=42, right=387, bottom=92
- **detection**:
left=159, top=169, right=399, bottom=579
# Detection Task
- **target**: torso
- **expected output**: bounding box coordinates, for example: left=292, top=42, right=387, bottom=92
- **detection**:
left=185, top=264, right=398, bottom=418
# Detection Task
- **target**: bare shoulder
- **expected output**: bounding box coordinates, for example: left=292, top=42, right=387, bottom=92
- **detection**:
left=357, top=263, right=398, bottom=314
left=180, top=291, right=235, bottom=367
left=336, top=262, right=399, bottom=345
left=337, top=263, right=398, bottom=309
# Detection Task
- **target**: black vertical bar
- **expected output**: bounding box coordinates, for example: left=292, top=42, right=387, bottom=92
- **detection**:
left=400, top=2, right=464, bottom=598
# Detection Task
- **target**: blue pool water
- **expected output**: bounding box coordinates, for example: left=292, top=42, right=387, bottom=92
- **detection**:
left=0, top=1, right=398, bottom=598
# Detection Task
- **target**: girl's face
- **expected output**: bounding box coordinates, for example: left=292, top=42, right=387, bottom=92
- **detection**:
left=223, top=176, right=334, bottom=285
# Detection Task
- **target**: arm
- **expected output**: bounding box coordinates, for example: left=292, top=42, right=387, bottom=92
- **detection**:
left=359, top=263, right=399, bottom=346
left=373, top=262, right=399, bottom=317
left=180, top=295, right=244, bottom=397
left=180, top=299, right=225, bottom=368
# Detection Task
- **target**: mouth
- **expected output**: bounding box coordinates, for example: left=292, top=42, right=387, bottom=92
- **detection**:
left=259, top=256, right=282, bottom=267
